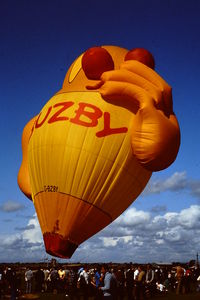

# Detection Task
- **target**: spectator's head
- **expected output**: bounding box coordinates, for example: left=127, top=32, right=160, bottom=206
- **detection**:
left=96, top=265, right=101, bottom=273
left=128, top=262, right=133, bottom=269
left=138, top=265, right=144, bottom=271
left=84, top=265, right=88, bottom=271
left=147, top=264, right=152, bottom=270
left=101, top=264, right=109, bottom=275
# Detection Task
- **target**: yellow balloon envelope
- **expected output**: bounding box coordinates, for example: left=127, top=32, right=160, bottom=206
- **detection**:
left=18, top=45, right=180, bottom=258
left=28, top=91, right=151, bottom=258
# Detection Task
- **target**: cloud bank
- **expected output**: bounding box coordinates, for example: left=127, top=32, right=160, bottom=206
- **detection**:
left=144, top=171, right=200, bottom=200
left=0, top=205, right=199, bottom=263
left=0, top=200, right=25, bottom=212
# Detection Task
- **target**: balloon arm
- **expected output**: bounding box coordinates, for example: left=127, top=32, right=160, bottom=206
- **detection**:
left=17, top=116, right=38, bottom=200
left=98, top=61, right=180, bottom=171
left=130, top=107, right=180, bottom=171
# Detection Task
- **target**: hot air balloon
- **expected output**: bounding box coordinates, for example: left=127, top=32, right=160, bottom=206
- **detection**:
left=18, top=46, right=180, bottom=258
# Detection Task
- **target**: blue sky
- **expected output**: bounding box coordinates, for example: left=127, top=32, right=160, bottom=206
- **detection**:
left=1, top=0, right=200, bottom=263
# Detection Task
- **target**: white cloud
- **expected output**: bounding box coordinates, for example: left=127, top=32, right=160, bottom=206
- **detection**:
left=0, top=215, right=45, bottom=262
left=143, top=171, right=187, bottom=195
left=155, top=239, right=164, bottom=245
left=143, top=171, right=200, bottom=202
left=164, top=212, right=179, bottom=226
left=101, top=236, right=133, bottom=247
left=163, top=228, right=183, bottom=242
left=0, top=200, right=25, bottom=212
left=23, top=214, right=42, bottom=243
left=178, top=205, right=200, bottom=228
left=76, top=204, right=200, bottom=263
left=101, top=237, right=118, bottom=247
left=115, top=208, right=150, bottom=227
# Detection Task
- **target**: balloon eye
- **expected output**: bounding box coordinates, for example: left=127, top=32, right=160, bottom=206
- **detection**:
left=82, top=47, right=114, bottom=80
left=124, top=48, right=155, bottom=69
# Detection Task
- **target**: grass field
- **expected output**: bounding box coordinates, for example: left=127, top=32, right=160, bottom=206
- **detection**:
left=18, top=291, right=200, bottom=300
left=151, top=291, right=200, bottom=300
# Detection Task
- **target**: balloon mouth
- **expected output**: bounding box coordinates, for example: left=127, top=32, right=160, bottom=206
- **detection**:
left=43, top=232, right=78, bottom=259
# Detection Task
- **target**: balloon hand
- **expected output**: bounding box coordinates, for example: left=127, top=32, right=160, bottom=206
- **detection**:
left=97, top=61, right=180, bottom=171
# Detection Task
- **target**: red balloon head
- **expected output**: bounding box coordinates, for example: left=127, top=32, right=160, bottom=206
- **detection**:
left=125, top=48, right=155, bottom=69
left=82, top=46, right=115, bottom=80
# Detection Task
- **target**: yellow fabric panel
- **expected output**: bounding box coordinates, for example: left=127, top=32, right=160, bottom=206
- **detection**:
left=17, top=116, right=37, bottom=200
left=28, top=92, right=151, bottom=224
left=34, top=193, right=111, bottom=245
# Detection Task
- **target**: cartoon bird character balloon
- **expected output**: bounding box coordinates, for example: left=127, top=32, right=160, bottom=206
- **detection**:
left=18, top=46, right=180, bottom=258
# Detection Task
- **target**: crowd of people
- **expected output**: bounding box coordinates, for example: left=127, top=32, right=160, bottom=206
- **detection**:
left=0, top=262, right=200, bottom=299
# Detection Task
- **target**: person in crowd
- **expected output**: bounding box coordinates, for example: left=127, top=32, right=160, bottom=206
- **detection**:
left=197, top=273, right=200, bottom=292
left=145, top=264, right=154, bottom=285
left=2, top=267, right=10, bottom=295
left=185, top=266, right=192, bottom=293
left=50, top=267, right=59, bottom=294
left=134, top=265, right=146, bottom=300
left=175, top=264, right=185, bottom=295
left=35, top=267, right=44, bottom=293
left=163, top=270, right=172, bottom=292
left=6, top=267, right=18, bottom=300
left=110, top=268, right=118, bottom=300
left=58, top=266, right=66, bottom=292
left=133, top=266, right=139, bottom=281
left=133, top=265, right=139, bottom=300
left=25, top=267, right=33, bottom=294
left=43, top=268, right=50, bottom=292
left=91, top=266, right=103, bottom=300
left=77, top=265, right=90, bottom=300
left=115, top=268, right=125, bottom=300
left=156, top=280, right=166, bottom=293
left=95, top=267, right=102, bottom=287
left=0, top=267, right=3, bottom=299
left=66, top=268, right=78, bottom=299
left=145, top=264, right=155, bottom=297
left=154, top=267, right=161, bottom=284
left=125, top=263, right=134, bottom=300
left=99, top=264, right=117, bottom=300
